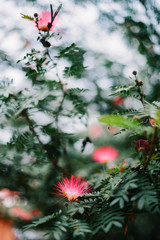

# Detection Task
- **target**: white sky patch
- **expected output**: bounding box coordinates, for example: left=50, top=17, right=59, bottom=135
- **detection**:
left=0, top=129, right=12, bottom=143
left=30, top=111, right=53, bottom=126
left=1, top=33, right=23, bottom=55
left=0, top=68, right=31, bottom=90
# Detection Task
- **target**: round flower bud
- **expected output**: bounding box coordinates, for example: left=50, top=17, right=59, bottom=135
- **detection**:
left=135, top=139, right=150, bottom=152
left=132, top=70, right=137, bottom=75
left=34, top=13, right=38, bottom=18
left=113, top=96, right=124, bottom=106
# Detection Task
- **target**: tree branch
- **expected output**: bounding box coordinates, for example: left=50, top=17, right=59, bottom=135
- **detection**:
left=9, top=94, right=66, bottom=175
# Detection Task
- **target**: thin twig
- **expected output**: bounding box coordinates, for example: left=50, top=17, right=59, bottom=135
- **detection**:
left=9, top=94, right=66, bottom=175
left=134, top=76, right=145, bottom=105
left=45, top=49, right=70, bottom=174
left=52, top=4, right=62, bottom=22
left=22, top=109, right=66, bottom=174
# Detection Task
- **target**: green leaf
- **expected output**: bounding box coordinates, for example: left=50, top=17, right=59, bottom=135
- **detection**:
left=119, top=198, right=124, bottom=209
left=79, top=207, right=85, bottom=214
left=20, top=13, right=34, bottom=21
left=113, top=221, right=123, bottom=228
left=138, top=196, right=145, bottom=210
left=98, top=114, right=141, bottom=130
left=110, top=198, right=120, bottom=206
left=110, top=85, right=135, bottom=96
left=23, top=210, right=62, bottom=230
left=63, top=65, right=87, bottom=78
left=104, top=222, right=112, bottom=232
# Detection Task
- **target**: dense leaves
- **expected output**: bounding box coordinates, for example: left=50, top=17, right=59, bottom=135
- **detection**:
left=0, top=1, right=160, bottom=240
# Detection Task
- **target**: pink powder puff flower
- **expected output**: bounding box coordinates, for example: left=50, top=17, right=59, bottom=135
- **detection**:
left=54, top=176, right=92, bottom=202
left=89, top=124, right=103, bottom=138
left=135, top=139, right=150, bottom=152
left=36, top=11, right=57, bottom=32
left=10, top=207, right=33, bottom=221
left=92, top=146, right=118, bottom=164
left=0, top=188, right=19, bottom=199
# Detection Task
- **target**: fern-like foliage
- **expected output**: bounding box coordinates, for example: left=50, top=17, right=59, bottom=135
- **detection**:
left=24, top=210, right=62, bottom=230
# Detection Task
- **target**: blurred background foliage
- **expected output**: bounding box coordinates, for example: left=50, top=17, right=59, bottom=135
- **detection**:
left=0, top=0, right=160, bottom=239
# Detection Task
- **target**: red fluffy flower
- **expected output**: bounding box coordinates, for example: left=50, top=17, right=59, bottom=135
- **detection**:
left=92, top=146, right=118, bottom=164
left=36, top=11, right=57, bottom=32
left=54, top=176, right=92, bottom=202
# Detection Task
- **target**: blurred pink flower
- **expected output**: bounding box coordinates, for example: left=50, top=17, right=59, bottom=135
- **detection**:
left=113, top=96, right=124, bottom=106
left=149, top=118, right=155, bottom=127
left=10, top=207, right=33, bottom=221
left=92, top=146, right=118, bottom=164
left=30, top=209, right=41, bottom=217
left=0, top=188, right=19, bottom=200
left=54, top=176, right=92, bottom=202
left=106, top=125, right=118, bottom=134
left=135, top=139, right=150, bottom=152
left=36, top=11, right=56, bottom=31
left=89, top=125, right=102, bottom=138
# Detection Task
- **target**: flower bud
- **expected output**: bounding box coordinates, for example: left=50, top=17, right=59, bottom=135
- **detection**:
left=135, top=139, right=150, bottom=152
left=34, top=13, right=38, bottom=18
left=120, top=161, right=126, bottom=172
left=132, top=70, right=137, bottom=75
left=43, top=41, right=51, bottom=48
left=113, top=96, right=124, bottom=106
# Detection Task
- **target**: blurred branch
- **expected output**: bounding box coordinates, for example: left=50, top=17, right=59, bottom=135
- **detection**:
left=143, top=126, right=157, bottom=172
left=9, top=94, right=66, bottom=175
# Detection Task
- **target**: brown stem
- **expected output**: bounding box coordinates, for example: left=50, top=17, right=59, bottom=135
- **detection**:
left=55, top=92, right=66, bottom=127
left=124, top=212, right=134, bottom=236
left=9, top=94, right=66, bottom=175
left=22, top=109, right=44, bottom=148
left=143, top=127, right=157, bottom=172
left=22, top=109, right=66, bottom=174
left=135, top=77, right=145, bottom=105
